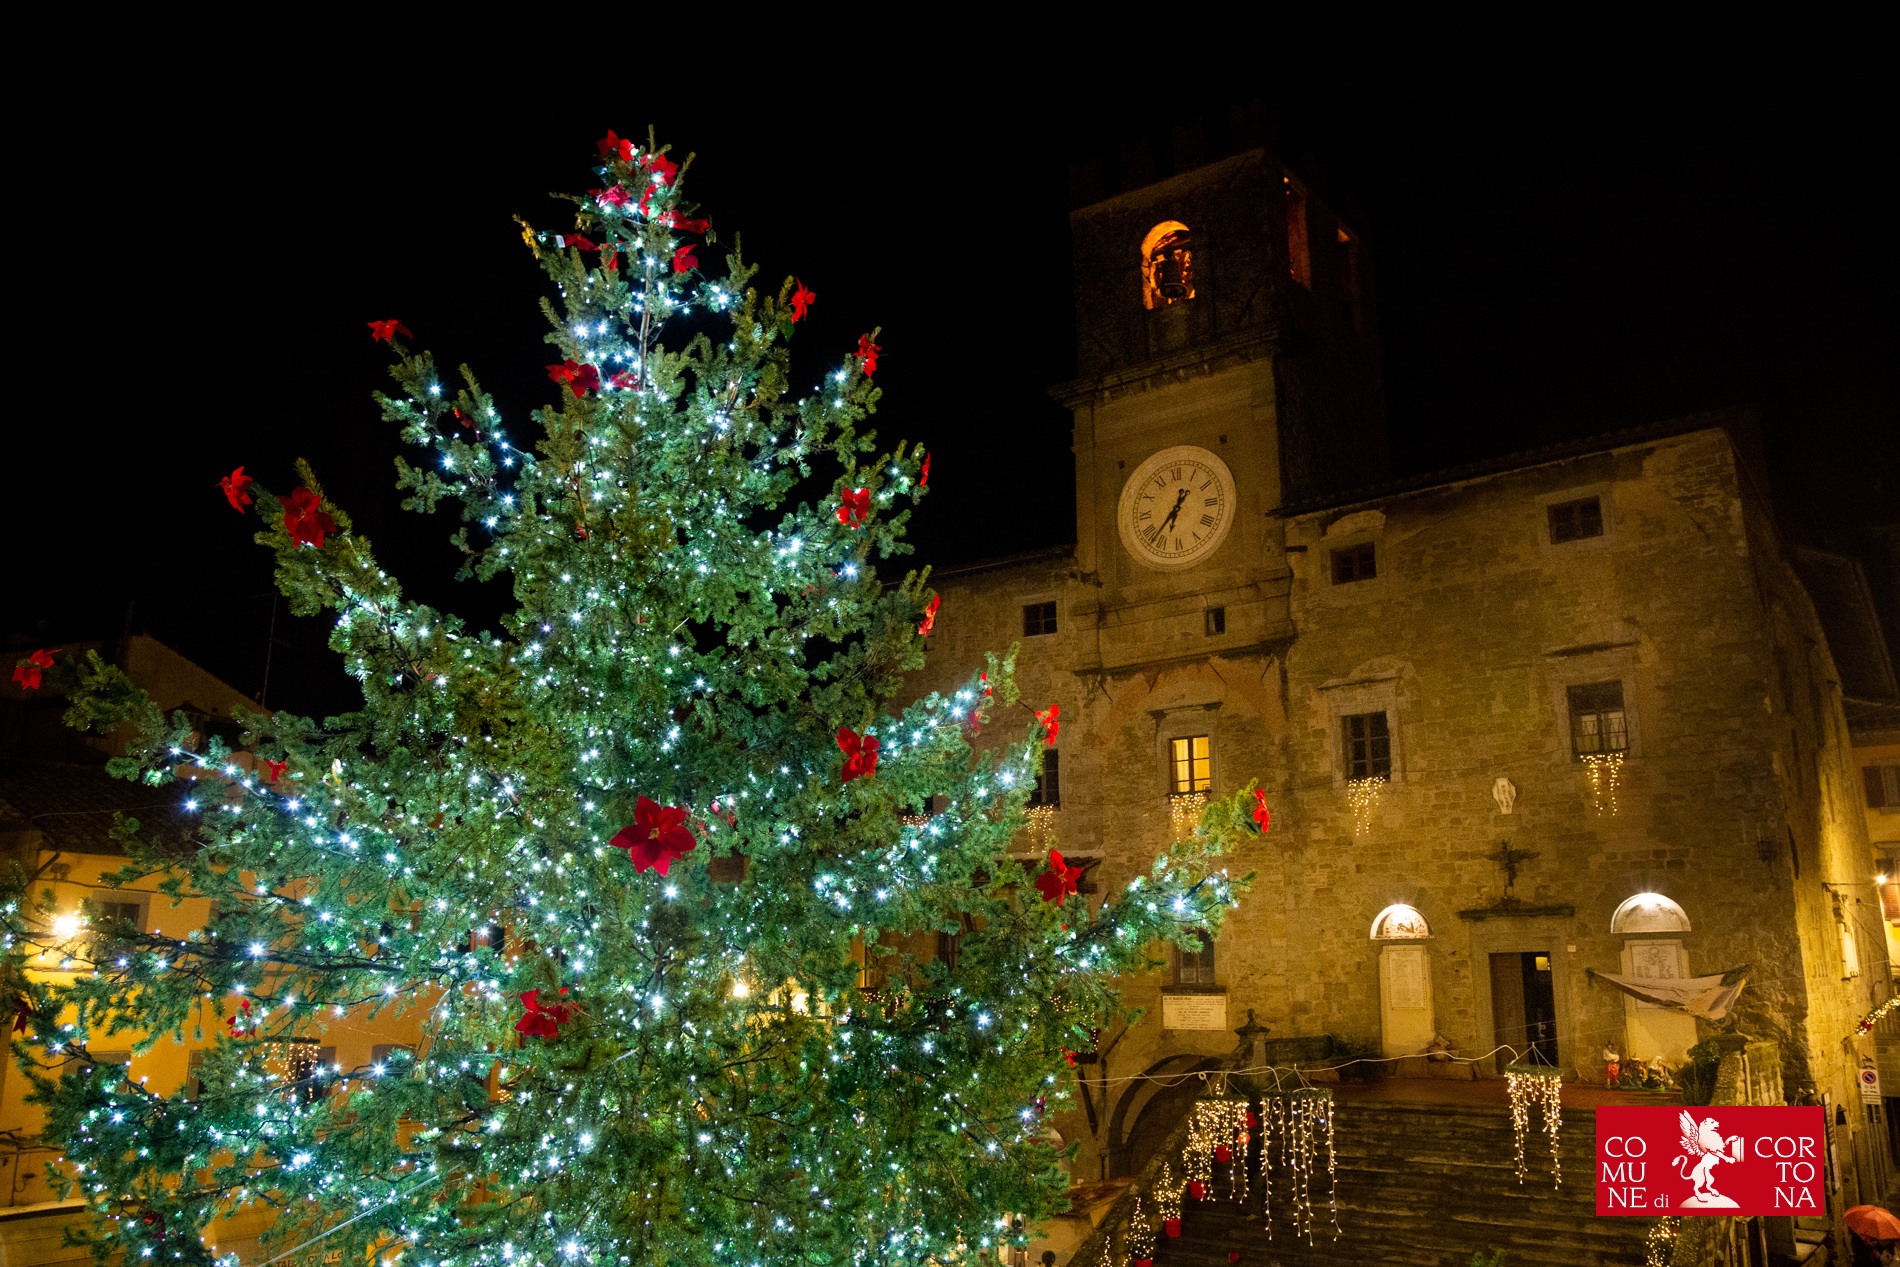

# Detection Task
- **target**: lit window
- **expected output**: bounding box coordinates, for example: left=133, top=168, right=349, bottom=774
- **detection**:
left=1175, top=930, right=1216, bottom=986
left=1331, top=543, right=1376, bottom=583
left=1548, top=497, right=1604, bottom=543
left=1022, top=601, right=1058, bottom=636
left=1568, top=682, right=1628, bottom=758
left=1284, top=177, right=1310, bottom=288
left=1169, top=736, right=1211, bottom=794
left=1140, top=221, right=1194, bottom=309
left=1343, top=712, right=1390, bottom=780
left=1028, top=750, right=1061, bottom=809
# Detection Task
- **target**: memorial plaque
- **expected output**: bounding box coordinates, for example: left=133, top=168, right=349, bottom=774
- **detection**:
left=1162, top=992, right=1227, bottom=1030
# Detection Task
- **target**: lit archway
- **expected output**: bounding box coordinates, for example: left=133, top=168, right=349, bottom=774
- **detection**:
left=1370, top=904, right=1430, bottom=940
left=1610, top=892, right=1690, bottom=934
left=1140, top=221, right=1194, bottom=309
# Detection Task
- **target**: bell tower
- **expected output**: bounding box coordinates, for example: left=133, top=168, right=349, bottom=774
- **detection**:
left=1053, top=123, right=1388, bottom=672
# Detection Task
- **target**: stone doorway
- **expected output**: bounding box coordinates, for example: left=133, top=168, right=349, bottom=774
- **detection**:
left=1489, top=951, right=1559, bottom=1066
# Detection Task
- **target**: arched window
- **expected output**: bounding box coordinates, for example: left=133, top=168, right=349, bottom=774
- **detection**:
left=1610, top=892, right=1691, bottom=934
left=1141, top=221, right=1194, bottom=309
left=1370, top=904, right=1430, bottom=940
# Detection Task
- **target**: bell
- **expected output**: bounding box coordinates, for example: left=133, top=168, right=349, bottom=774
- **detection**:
left=1156, top=254, right=1189, bottom=300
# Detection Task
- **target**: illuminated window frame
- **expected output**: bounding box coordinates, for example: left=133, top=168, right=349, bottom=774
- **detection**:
left=1169, top=736, right=1212, bottom=794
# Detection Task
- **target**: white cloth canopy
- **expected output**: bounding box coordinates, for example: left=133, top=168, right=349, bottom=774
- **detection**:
left=1588, top=965, right=1749, bottom=1020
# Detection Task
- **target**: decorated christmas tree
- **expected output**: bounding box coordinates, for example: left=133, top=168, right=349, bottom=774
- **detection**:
left=7, top=131, right=1248, bottom=1267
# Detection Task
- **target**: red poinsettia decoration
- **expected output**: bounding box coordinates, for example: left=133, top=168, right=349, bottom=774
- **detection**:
left=642, top=152, right=679, bottom=186
left=597, top=130, right=634, bottom=162
left=1037, top=704, right=1060, bottom=748
left=262, top=758, right=288, bottom=784
left=663, top=211, right=710, bottom=234
left=609, top=370, right=640, bottom=391
left=12, top=648, right=56, bottom=691
left=367, top=319, right=412, bottom=343
left=282, top=489, right=336, bottom=549
left=1062, top=1048, right=1078, bottom=1067
left=220, top=466, right=254, bottom=511
left=1252, top=788, right=1271, bottom=834
left=546, top=360, right=601, bottom=397
left=514, top=987, right=577, bottom=1039
left=837, top=727, right=880, bottom=783
left=855, top=334, right=882, bottom=376
left=561, top=233, right=597, bottom=251
left=595, top=185, right=631, bottom=208
left=1034, top=849, right=1084, bottom=905
left=672, top=244, right=698, bottom=274
left=918, top=450, right=930, bottom=488
left=790, top=279, right=816, bottom=323
left=227, top=998, right=256, bottom=1038
left=836, top=488, right=871, bottom=529
left=610, top=796, right=699, bottom=876
left=918, top=593, right=940, bottom=637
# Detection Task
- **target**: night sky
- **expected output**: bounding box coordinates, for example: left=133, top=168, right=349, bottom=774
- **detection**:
left=9, top=57, right=1892, bottom=717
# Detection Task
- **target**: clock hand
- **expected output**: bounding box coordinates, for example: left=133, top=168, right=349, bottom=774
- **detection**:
left=1159, top=489, right=1188, bottom=533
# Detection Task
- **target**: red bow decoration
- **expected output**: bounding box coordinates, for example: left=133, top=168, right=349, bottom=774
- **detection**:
left=1037, top=704, right=1060, bottom=748
left=1187, top=1180, right=1207, bottom=1201
left=918, top=450, right=930, bottom=488
left=514, top=987, right=576, bottom=1039
left=1062, top=1048, right=1078, bottom=1067
left=790, top=279, right=816, bottom=323
left=1034, top=849, right=1084, bottom=904
left=227, top=998, right=256, bottom=1038
left=642, top=152, right=679, bottom=186
left=610, top=796, right=699, bottom=876
left=597, top=130, right=634, bottom=161
left=281, top=489, right=336, bottom=549
left=918, top=593, right=940, bottom=637
left=12, top=648, right=56, bottom=691
left=11, top=996, right=31, bottom=1034
left=1164, top=1219, right=1182, bottom=1239
left=836, top=488, right=871, bottom=528
left=546, top=360, right=601, bottom=397
left=855, top=334, right=882, bottom=376
left=1252, top=788, right=1271, bottom=834
left=594, top=185, right=631, bottom=208
left=367, top=319, right=412, bottom=343
left=837, top=727, right=880, bottom=783
left=220, top=467, right=254, bottom=511
left=1214, top=1143, right=1233, bottom=1163
left=672, top=244, right=698, bottom=274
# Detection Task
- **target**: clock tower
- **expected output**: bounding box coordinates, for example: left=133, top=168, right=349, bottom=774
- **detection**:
left=1053, top=126, right=1388, bottom=673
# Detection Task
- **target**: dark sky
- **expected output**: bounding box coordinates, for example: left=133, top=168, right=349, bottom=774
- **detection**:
left=8, top=54, right=1892, bottom=717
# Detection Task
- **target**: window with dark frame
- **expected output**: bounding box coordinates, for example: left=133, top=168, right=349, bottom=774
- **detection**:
left=1343, top=712, right=1391, bottom=780
left=1568, top=681, right=1628, bottom=757
left=1863, top=765, right=1900, bottom=809
left=1169, top=736, right=1212, bottom=794
left=1204, top=607, right=1226, bottom=636
left=1175, top=930, right=1216, bottom=986
left=1331, top=542, right=1377, bottom=583
left=1548, top=496, right=1605, bottom=543
left=1028, top=750, right=1060, bottom=809
left=1022, top=601, right=1058, bottom=636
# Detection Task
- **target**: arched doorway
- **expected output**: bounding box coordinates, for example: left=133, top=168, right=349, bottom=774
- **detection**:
left=1109, top=1054, right=1220, bottom=1177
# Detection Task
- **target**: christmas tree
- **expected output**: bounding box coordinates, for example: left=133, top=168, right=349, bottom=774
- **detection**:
left=7, top=131, right=1247, bottom=1267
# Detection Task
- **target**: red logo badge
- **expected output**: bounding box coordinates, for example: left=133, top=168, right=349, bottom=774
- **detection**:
left=1595, top=1106, right=1825, bottom=1216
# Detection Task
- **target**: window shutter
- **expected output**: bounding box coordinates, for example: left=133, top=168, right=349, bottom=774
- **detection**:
left=1870, top=765, right=1891, bottom=809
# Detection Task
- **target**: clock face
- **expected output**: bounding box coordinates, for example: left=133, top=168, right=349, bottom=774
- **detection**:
left=1117, top=445, right=1236, bottom=571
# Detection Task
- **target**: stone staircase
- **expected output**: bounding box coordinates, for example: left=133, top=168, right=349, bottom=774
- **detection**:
left=1145, top=1096, right=1656, bottom=1267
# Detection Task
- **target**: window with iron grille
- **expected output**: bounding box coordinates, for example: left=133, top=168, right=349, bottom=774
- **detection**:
left=1331, top=542, right=1377, bottom=583
left=1342, top=712, right=1391, bottom=780
left=1568, top=682, right=1628, bottom=757
left=1169, top=736, right=1211, bottom=793
left=1548, top=497, right=1604, bottom=543
left=1175, top=931, right=1216, bottom=986
left=1028, top=750, right=1060, bottom=808
left=1022, top=601, right=1058, bottom=636
left=1865, top=766, right=1900, bottom=809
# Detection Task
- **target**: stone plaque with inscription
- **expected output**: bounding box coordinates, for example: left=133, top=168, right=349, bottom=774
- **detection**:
left=1162, top=992, right=1227, bottom=1031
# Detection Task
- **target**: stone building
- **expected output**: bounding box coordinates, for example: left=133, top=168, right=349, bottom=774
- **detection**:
left=905, top=137, right=1891, bottom=1208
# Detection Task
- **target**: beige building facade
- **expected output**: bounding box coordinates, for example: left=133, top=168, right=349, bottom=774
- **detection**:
left=905, top=143, right=1891, bottom=1201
